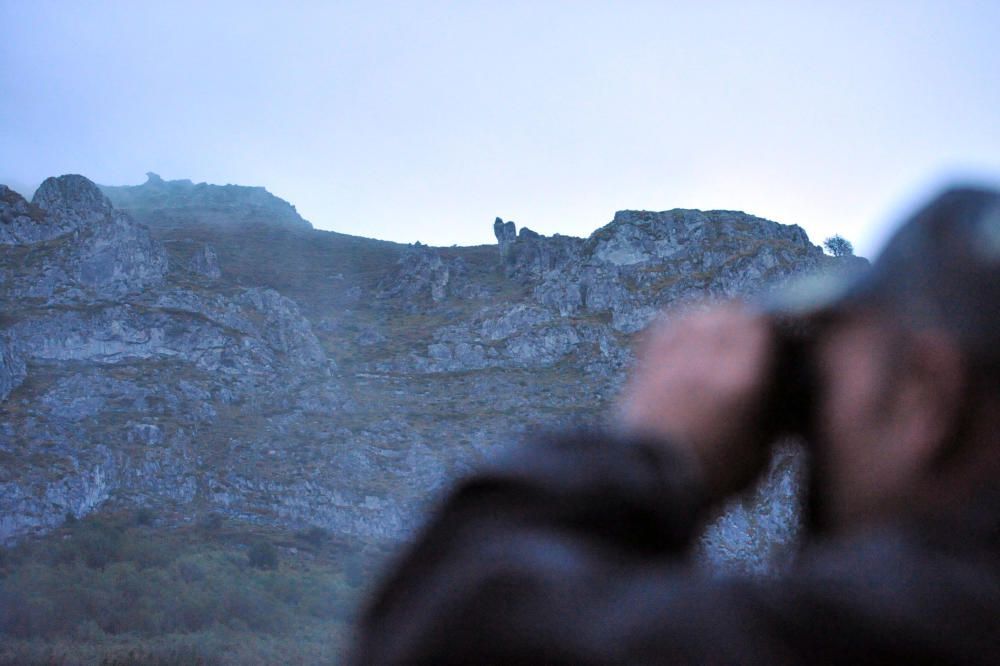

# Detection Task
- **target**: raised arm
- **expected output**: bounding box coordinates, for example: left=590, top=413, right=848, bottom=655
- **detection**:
left=352, top=305, right=785, bottom=663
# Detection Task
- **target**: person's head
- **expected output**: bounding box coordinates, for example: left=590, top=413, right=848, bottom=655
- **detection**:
left=800, top=186, right=1000, bottom=534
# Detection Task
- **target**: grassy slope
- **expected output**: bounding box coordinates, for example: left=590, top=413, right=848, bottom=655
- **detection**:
left=126, top=207, right=407, bottom=317
left=0, top=511, right=391, bottom=665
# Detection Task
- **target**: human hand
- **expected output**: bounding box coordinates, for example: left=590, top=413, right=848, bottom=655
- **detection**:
left=616, top=303, right=778, bottom=501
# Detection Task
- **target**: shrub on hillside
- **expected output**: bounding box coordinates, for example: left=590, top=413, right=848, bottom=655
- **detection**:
left=198, top=513, right=224, bottom=531
left=65, top=520, right=124, bottom=569
left=0, top=520, right=361, bottom=662
left=247, top=541, right=278, bottom=570
left=135, top=507, right=156, bottom=527
left=296, top=526, right=329, bottom=548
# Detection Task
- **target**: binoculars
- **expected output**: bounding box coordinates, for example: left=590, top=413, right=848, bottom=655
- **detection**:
left=765, top=313, right=823, bottom=441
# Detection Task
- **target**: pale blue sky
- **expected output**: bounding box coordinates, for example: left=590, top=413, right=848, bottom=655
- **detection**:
left=2, top=1, right=998, bottom=256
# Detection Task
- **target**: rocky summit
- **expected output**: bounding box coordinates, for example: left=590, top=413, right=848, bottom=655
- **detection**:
left=0, top=174, right=865, bottom=574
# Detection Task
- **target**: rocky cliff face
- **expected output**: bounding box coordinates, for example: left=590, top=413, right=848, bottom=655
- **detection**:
left=1, top=173, right=864, bottom=575
left=0, top=176, right=331, bottom=542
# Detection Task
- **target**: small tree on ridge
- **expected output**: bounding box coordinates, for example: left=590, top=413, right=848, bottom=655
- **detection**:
left=823, top=235, right=854, bottom=257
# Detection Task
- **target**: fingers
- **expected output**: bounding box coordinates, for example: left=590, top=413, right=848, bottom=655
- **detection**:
left=616, top=301, right=777, bottom=499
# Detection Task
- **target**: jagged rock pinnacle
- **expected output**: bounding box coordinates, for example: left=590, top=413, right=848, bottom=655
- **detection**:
left=493, top=217, right=517, bottom=259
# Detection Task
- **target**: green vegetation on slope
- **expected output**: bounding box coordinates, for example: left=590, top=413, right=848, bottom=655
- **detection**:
left=0, top=512, right=388, bottom=665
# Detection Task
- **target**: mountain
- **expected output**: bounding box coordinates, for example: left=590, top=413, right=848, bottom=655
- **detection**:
left=1, top=173, right=864, bottom=575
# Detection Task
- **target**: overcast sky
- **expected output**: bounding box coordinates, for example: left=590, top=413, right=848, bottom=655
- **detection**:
left=2, top=1, right=998, bottom=256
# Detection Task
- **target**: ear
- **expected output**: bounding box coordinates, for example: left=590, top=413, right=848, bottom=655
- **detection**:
left=893, top=330, right=965, bottom=468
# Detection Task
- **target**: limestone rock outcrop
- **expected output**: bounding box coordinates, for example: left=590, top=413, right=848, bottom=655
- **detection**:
left=0, top=175, right=330, bottom=543
left=1, top=185, right=48, bottom=244
left=1, top=175, right=169, bottom=303
left=0, top=334, right=25, bottom=402
left=2, top=173, right=866, bottom=576
left=189, top=244, right=222, bottom=279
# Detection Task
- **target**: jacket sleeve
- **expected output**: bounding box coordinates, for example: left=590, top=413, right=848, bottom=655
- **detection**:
left=351, top=427, right=726, bottom=664
left=349, top=428, right=997, bottom=665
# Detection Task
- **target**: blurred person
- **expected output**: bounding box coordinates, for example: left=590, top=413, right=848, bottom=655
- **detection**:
left=352, top=187, right=1000, bottom=664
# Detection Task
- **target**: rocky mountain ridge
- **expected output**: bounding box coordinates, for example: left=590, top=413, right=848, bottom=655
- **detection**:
left=1, top=173, right=864, bottom=574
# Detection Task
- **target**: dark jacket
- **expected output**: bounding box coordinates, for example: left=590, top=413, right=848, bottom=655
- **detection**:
left=352, top=429, right=1000, bottom=664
